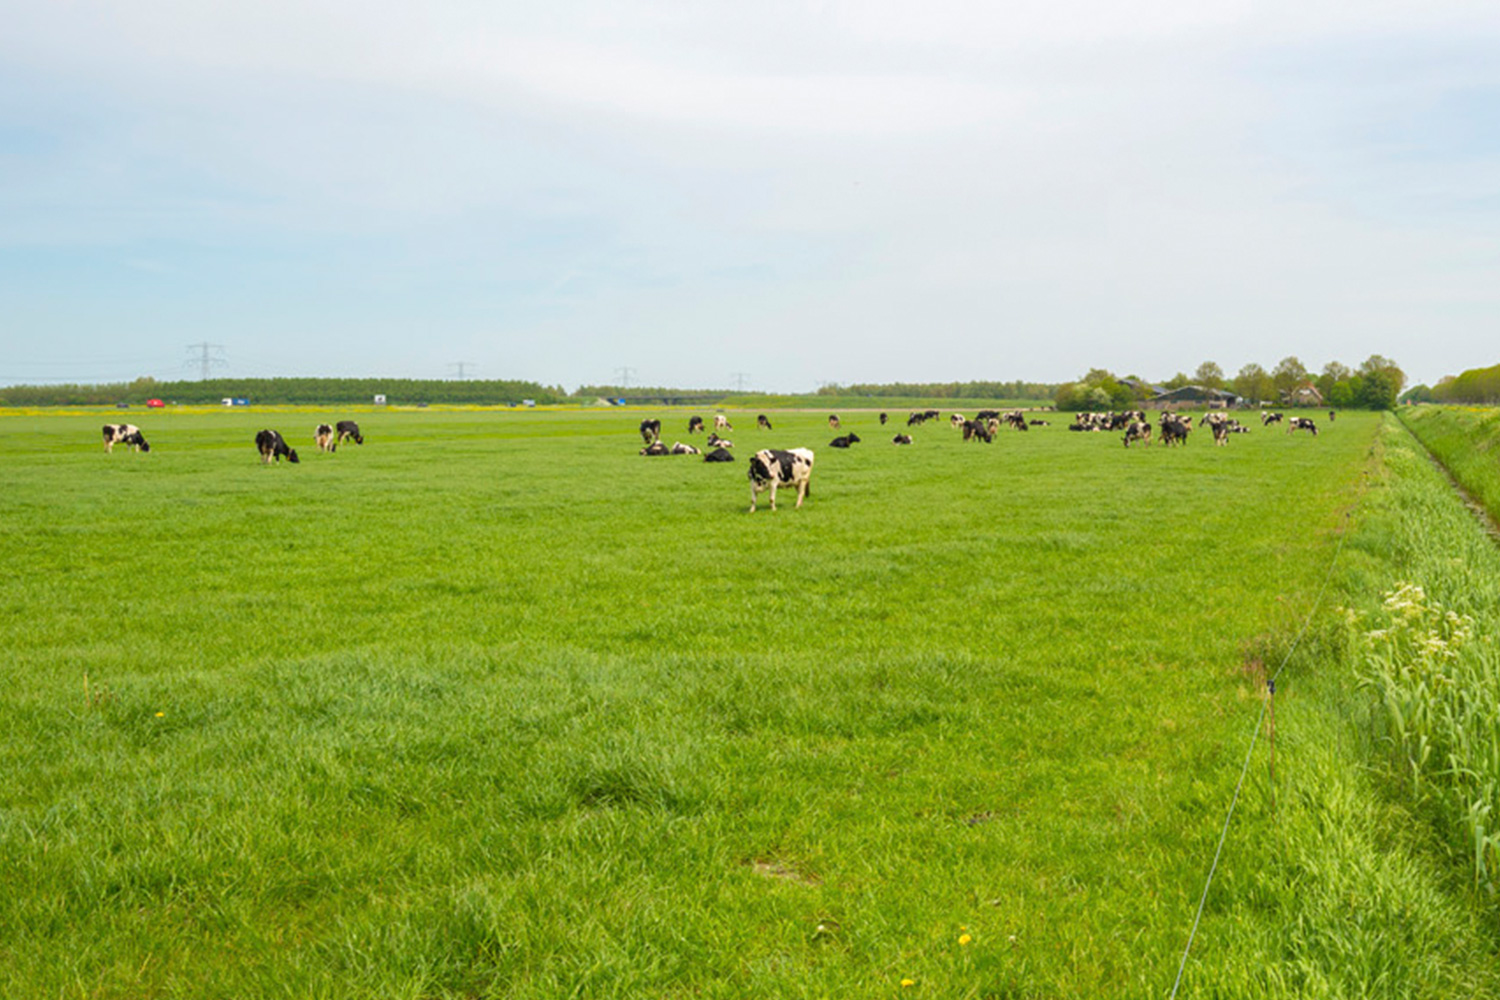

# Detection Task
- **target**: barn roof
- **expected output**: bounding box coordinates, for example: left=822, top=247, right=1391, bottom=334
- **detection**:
left=1148, top=385, right=1241, bottom=404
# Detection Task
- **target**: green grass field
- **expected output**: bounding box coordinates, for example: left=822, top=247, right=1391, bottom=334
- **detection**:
left=3, top=407, right=1496, bottom=998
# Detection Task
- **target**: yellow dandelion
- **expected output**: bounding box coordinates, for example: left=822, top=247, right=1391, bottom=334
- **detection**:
left=155, top=712, right=165, bottom=717
left=900, top=979, right=915, bottom=988
left=958, top=933, right=972, bottom=946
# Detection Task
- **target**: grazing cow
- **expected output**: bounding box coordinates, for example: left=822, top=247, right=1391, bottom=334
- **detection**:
left=961, top=420, right=993, bottom=443
left=715, top=414, right=732, bottom=431
left=1159, top=417, right=1191, bottom=447
left=102, top=424, right=151, bottom=453
left=892, top=434, right=913, bottom=445
left=1288, top=417, right=1319, bottom=436
left=314, top=424, right=335, bottom=452
left=879, top=412, right=888, bottom=425
left=757, top=414, right=773, bottom=430
left=975, top=409, right=1000, bottom=421
left=1210, top=421, right=1230, bottom=446
left=639, top=419, right=662, bottom=445
left=669, top=441, right=700, bottom=455
left=924, top=410, right=940, bottom=422
left=704, top=447, right=735, bottom=463
left=640, top=441, right=670, bottom=456
left=748, top=448, right=815, bottom=512
left=688, top=415, right=705, bottom=434
left=1123, top=421, right=1152, bottom=447
left=707, top=433, right=733, bottom=449
left=1329, top=410, right=1337, bottom=423
left=950, top=413, right=966, bottom=428
left=907, top=412, right=925, bottom=427
left=985, top=417, right=1001, bottom=436
left=1261, top=411, right=1284, bottom=426
left=828, top=415, right=841, bottom=429
left=829, top=433, right=861, bottom=448
left=335, top=420, right=364, bottom=446
left=255, top=429, right=299, bottom=464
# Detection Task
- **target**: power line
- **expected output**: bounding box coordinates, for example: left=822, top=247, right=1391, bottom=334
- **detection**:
left=614, top=366, right=637, bottom=390
left=448, top=361, right=477, bottom=380
left=730, top=371, right=751, bottom=392
left=184, top=342, right=227, bottom=381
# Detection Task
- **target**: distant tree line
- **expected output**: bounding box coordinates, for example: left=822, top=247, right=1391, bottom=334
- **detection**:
left=0, top=377, right=567, bottom=407
left=1054, top=355, right=1407, bottom=412
left=1424, top=363, right=1500, bottom=405
left=813, top=380, right=1060, bottom=400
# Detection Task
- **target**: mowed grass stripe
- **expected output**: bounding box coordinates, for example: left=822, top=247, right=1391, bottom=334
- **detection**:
left=2, top=408, right=1375, bottom=997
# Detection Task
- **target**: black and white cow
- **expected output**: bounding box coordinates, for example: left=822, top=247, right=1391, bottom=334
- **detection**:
left=879, top=412, right=888, bottom=425
left=688, top=415, right=705, bottom=434
left=255, top=429, right=299, bottom=464
left=639, top=419, right=662, bottom=445
left=1160, top=416, right=1191, bottom=447
left=1122, top=421, right=1152, bottom=447
left=828, top=415, right=841, bottom=429
left=950, top=413, right=966, bottom=429
left=102, top=424, right=150, bottom=453
left=829, top=433, right=861, bottom=448
left=715, top=414, right=733, bottom=431
left=640, top=441, right=670, bottom=456
left=704, top=447, right=735, bottom=463
left=707, top=433, right=733, bottom=449
left=892, top=433, right=913, bottom=445
left=1029, top=419, right=1050, bottom=426
left=758, top=414, right=773, bottom=430
left=975, top=409, right=1000, bottom=421
left=669, top=441, right=700, bottom=455
left=1261, top=411, right=1284, bottom=426
left=1329, top=411, right=1337, bottom=423
left=1288, top=417, right=1319, bottom=436
left=335, top=420, right=363, bottom=446
left=748, top=448, right=815, bottom=512
left=315, top=424, right=335, bottom=452
left=961, top=420, right=993, bottom=443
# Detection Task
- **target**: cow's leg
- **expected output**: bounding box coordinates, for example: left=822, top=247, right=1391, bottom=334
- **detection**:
left=794, top=480, right=807, bottom=508
left=748, top=482, right=760, bottom=513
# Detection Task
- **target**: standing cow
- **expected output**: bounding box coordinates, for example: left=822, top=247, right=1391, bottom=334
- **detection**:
left=255, top=430, right=300, bottom=464
left=748, top=448, right=815, bottom=512
left=335, top=420, right=364, bottom=446
left=314, top=424, right=336, bottom=452
left=757, top=414, right=773, bottom=430
left=639, top=419, right=662, bottom=445
left=102, top=424, right=151, bottom=453
left=688, top=416, right=705, bottom=434
left=715, top=414, right=733, bottom=432
left=828, top=415, right=841, bottom=429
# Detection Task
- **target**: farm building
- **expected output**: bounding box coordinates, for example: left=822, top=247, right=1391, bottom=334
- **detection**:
left=1149, top=385, right=1241, bottom=408
left=1282, top=382, right=1325, bottom=407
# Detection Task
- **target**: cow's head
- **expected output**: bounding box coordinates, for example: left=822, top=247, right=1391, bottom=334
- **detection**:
left=286, top=448, right=300, bottom=463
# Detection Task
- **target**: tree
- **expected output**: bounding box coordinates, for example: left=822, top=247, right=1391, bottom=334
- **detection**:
left=1322, top=361, right=1352, bottom=382
left=1272, top=356, right=1308, bottom=398
left=1232, top=363, right=1272, bottom=403
left=1161, top=371, right=1192, bottom=390
left=1194, top=362, right=1225, bottom=390
left=1358, top=355, right=1407, bottom=395
left=1357, top=369, right=1400, bottom=410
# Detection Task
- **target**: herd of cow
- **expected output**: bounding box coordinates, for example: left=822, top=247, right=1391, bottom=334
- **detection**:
left=633, top=405, right=1330, bottom=511
left=101, top=402, right=1328, bottom=515
left=102, top=421, right=365, bottom=464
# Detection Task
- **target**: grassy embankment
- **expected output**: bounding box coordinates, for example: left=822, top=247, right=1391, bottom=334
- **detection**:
left=1, top=407, right=1496, bottom=997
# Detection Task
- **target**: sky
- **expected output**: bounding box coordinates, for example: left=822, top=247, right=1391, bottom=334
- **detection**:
left=2, top=1, right=1497, bottom=393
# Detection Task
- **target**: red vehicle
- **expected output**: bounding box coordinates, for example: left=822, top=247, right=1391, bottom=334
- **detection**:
left=146, top=399, right=166, bottom=408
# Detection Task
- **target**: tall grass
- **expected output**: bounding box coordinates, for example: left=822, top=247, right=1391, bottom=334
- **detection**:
left=1348, top=413, right=1500, bottom=887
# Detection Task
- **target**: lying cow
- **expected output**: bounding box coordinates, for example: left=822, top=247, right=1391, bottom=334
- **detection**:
left=1029, top=419, right=1050, bottom=426
left=640, top=441, right=670, bottom=456
left=669, top=441, right=700, bottom=455
left=639, top=419, right=662, bottom=445
left=707, top=433, right=733, bottom=449
left=688, top=416, right=705, bottom=434
left=102, top=424, right=150, bottom=453
left=757, top=414, right=773, bottom=430
left=255, top=429, right=299, bottom=464
left=830, top=433, right=861, bottom=448
left=336, top=420, right=364, bottom=446
left=314, top=424, right=335, bottom=452
left=704, top=447, right=735, bottom=463
left=892, top=434, right=913, bottom=445
left=748, top=448, right=815, bottom=512
left=1288, top=417, right=1318, bottom=436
